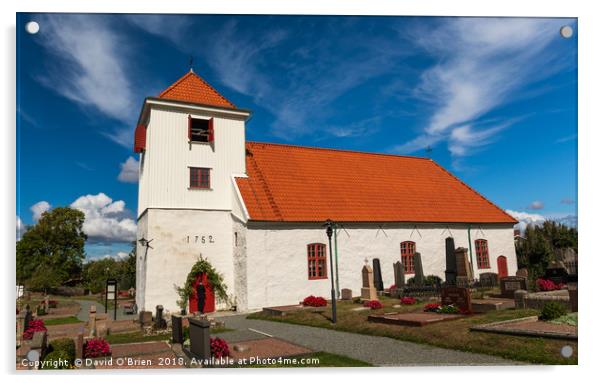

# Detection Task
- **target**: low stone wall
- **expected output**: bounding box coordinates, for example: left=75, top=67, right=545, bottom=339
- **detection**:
left=522, top=290, right=571, bottom=311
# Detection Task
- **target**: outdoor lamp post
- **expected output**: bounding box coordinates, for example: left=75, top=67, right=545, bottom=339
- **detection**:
left=324, top=219, right=337, bottom=323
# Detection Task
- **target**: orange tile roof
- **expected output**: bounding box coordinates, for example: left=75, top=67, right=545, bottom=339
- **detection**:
left=159, top=71, right=235, bottom=109
left=236, top=142, right=517, bottom=224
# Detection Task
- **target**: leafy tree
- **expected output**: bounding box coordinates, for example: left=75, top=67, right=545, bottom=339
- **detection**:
left=82, top=243, right=136, bottom=293
left=515, top=220, right=577, bottom=284
left=16, top=207, right=87, bottom=292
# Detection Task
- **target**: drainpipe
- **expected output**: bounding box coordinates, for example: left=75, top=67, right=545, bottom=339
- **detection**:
left=334, top=223, right=340, bottom=299
left=467, top=224, right=475, bottom=279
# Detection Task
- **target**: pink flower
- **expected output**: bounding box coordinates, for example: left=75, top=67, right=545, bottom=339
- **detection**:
left=400, top=297, right=417, bottom=305
left=423, top=303, right=441, bottom=312
left=210, top=337, right=230, bottom=358
left=83, top=338, right=112, bottom=358
left=23, top=319, right=46, bottom=340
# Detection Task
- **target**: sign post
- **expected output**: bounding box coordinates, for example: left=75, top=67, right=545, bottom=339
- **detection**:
left=106, top=279, right=118, bottom=320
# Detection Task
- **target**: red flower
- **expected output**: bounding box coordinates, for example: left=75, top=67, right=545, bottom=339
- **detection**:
left=302, top=295, right=328, bottom=307
left=83, top=338, right=112, bottom=358
left=210, top=337, right=230, bottom=358
left=536, top=278, right=564, bottom=291
left=400, top=297, right=417, bottom=305
left=363, top=300, right=383, bottom=309
left=389, top=284, right=397, bottom=291
left=23, top=319, right=47, bottom=340
left=423, top=303, right=441, bottom=312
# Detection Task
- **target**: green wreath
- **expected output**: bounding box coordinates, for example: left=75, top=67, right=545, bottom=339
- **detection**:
left=180, top=257, right=228, bottom=303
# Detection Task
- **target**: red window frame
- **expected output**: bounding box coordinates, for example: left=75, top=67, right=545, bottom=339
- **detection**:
left=307, top=243, right=327, bottom=280
left=400, top=241, right=416, bottom=274
left=475, top=239, right=490, bottom=269
left=189, top=167, right=210, bottom=189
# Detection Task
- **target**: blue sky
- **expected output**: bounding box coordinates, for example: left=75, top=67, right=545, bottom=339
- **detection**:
left=16, top=14, right=577, bottom=259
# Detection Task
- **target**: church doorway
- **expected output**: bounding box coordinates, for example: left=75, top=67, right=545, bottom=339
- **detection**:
left=497, top=256, right=508, bottom=279
left=189, top=273, right=215, bottom=313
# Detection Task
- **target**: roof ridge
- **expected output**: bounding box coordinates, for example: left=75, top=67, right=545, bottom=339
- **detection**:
left=428, top=160, right=518, bottom=224
left=159, top=71, right=235, bottom=108
left=247, top=141, right=431, bottom=161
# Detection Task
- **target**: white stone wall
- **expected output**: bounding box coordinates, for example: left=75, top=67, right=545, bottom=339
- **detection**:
left=138, top=208, right=236, bottom=313
left=135, top=211, right=149, bottom=311
left=245, top=222, right=517, bottom=310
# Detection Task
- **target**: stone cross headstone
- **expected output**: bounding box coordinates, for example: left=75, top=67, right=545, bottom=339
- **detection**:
left=361, top=265, right=378, bottom=301
left=413, top=252, right=424, bottom=286
left=445, top=237, right=457, bottom=285
left=372, top=258, right=384, bottom=292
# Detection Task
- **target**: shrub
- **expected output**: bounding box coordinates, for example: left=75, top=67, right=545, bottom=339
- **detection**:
left=210, top=337, right=230, bottom=358
left=302, top=295, right=327, bottom=307
left=439, top=304, right=460, bottom=314
left=48, top=338, right=75, bottom=363
left=408, top=275, right=442, bottom=286
left=83, top=338, right=112, bottom=358
left=400, top=297, right=417, bottom=305
left=363, top=300, right=383, bottom=310
left=536, top=278, right=564, bottom=292
left=36, top=306, right=47, bottom=316
left=540, top=301, right=567, bottom=321
left=423, top=303, right=441, bottom=313
left=41, top=350, right=73, bottom=369
left=23, top=319, right=47, bottom=340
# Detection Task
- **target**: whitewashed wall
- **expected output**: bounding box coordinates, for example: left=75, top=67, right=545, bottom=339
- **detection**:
left=138, top=208, right=237, bottom=313
left=138, top=106, right=246, bottom=217
left=245, top=222, right=517, bottom=310
left=135, top=212, right=149, bottom=311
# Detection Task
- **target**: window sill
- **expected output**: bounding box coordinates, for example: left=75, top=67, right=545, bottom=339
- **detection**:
left=189, top=140, right=212, bottom=145
left=188, top=187, right=213, bottom=191
left=308, top=277, right=328, bottom=280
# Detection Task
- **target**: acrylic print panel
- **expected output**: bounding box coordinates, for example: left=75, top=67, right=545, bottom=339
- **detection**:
left=16, top=13, right=577, bottom=370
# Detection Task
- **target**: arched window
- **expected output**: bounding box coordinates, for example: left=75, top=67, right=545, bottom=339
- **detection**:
left=307, top=243, right=327, bottom=280
left=400, top=241, right=416, bottom=274
left=475, top=239, right=490, bottom=269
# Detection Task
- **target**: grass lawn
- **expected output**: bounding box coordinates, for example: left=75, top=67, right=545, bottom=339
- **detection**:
left=551, top=312, right=578, bottom=326
left=247, top=297, right=577, bottom=365
left=44, top=316, right=83, bottom=326
left=247, top=351, right=372, bottom=368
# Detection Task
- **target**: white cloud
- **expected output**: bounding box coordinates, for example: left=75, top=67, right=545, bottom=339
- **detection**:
left=30, top=201, right=51, bottom=221
left=118, top=156, right=139, bottom=183
left=70, top=193, right=136, bottom=243
left=16, top=216, right=25, bottom=239
left=35, top=14, right=138, bottom=148
left=506, top=209, right=546, bottom=233
left=528, top=200, right=545, bottom=210
left=395, top=18, right=573, bottom=158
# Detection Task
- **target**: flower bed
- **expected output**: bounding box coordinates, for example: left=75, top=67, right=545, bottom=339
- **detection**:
left=423, top=303, right=441, bottom=313
left=400, top=297, right=417, bottom=305
left=302, top=295, right=327, bottom=307
left=83, top=338, right=112, bottom=358
left=363, top=300, right=383, bottom=310
left=210, top=337, right=230, bottom=358
left=537, top=278, right=565, bottom=292
left=23, top=319, right=47, bottom=340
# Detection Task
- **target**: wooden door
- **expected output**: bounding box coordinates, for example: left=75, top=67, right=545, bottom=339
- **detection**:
left=188, top=273, right=215, bottom=313
left=497, top=256, right=508, bottom=279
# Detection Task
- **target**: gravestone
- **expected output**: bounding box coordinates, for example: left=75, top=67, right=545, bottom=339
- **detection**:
left=171, top=314, right=184, bottom=344
left=372, top=258, right=384, bottom=292
left=128, top=287, right=136, bottom=297
left=545, top=260, right=569, bottom=285
left=361, top=265, right=378, bottom=301
left=139, top=310, right=153, bottom=327
left=455, top=247, right=472, bottom=279
left=391, top=261, right=405, bottom=298
left=516, top=268, right=529, bottom=279
left=441, top=286, right=472, bottom=313
left=155, top=305, right=166, bottom=329
left=479, top=272, right=498, bottom=288
left=188, top=317, right=211, bottom=361
left=43, top=296, right=50, bottom=313
left=499, top=276, right=528, bottom=298
left=445, top=237, right=457, bottom=285
left=88, top=305, right=97, bottom=337
left=413, top=252, right=424, bottom=286
left=31, top=331, right=48, bottom=358
left=75, top=329, right=84, bottom=360
left=514, top=290, right=528, bottom=309
left=341, top=288, right=352, bottom=300
left=568, top=283, right=578, bottom=312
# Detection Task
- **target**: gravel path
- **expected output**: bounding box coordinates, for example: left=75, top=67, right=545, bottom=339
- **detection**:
left=217, top=314, right=523, bottom=366
left=74, top=299, right=137, bottom=321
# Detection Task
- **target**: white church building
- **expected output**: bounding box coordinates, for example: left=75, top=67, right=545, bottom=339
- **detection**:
left=134, top=70, right=518, bottom=313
